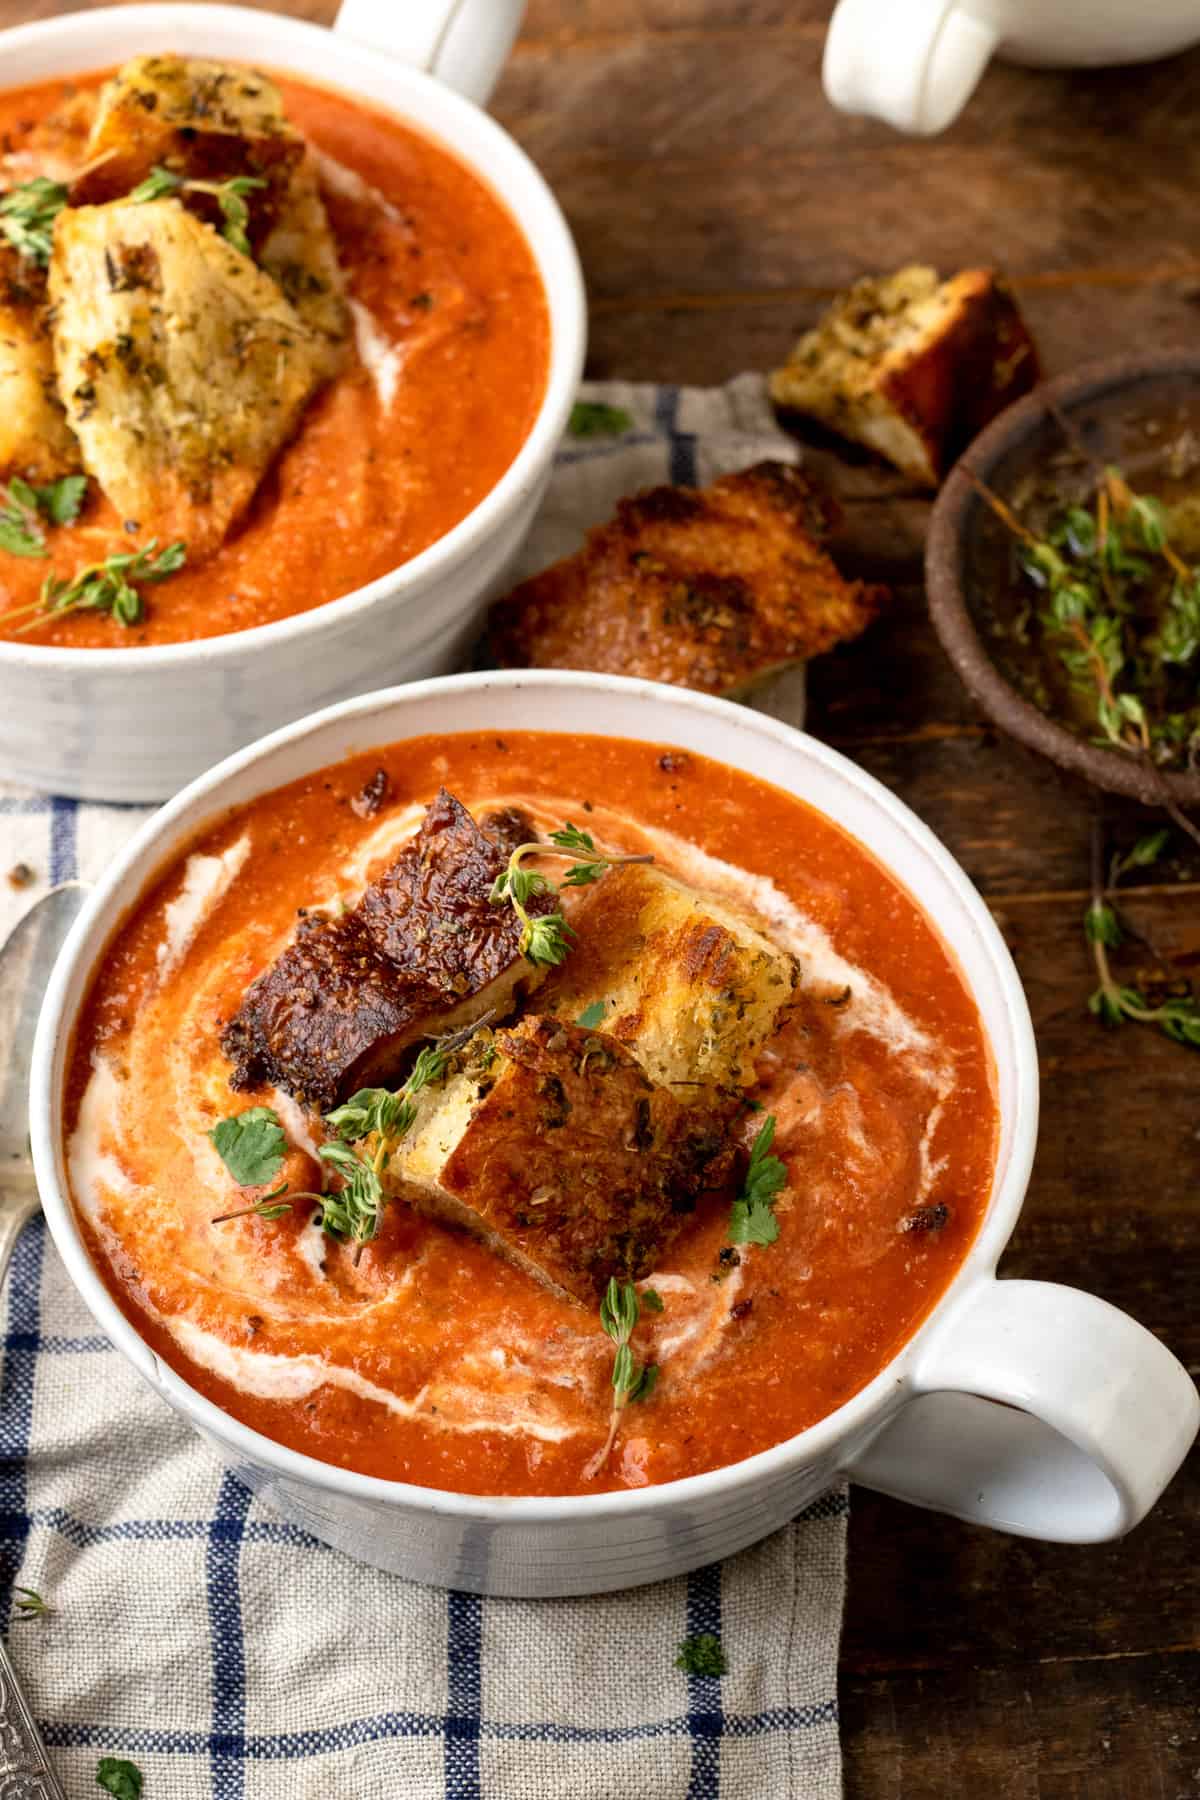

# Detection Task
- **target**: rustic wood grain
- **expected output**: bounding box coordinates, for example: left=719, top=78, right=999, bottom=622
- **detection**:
left=1, top=3, right=1197, bottom=1793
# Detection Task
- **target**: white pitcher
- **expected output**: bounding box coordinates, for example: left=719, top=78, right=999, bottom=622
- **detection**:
left=823, top=0, right=1200, bottom=135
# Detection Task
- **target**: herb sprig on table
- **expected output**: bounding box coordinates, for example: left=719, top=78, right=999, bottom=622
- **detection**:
left=677, top=1632, right=727, bottom=1677
left=490, top=821, right=653, bottom=966
left=12, top=1585, right=51, bottom=1621
left=131, top=165, right=268, bottom=258
left=96, top=1758, right=143, bottom=1800
left=0, top=175, right=67, bottom=264
left=583, top=1278, right=663, bottom=1479
left=1085, top=825, right=1200, bottom=1049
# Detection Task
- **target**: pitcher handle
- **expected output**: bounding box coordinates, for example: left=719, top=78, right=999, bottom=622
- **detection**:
left=823, top=0, right=997, bottom=136
left=333, top=0, right=526, bottom=106
left=846, top=1279, right=1199, bottom=1541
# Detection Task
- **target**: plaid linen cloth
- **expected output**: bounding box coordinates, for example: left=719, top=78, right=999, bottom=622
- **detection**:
left=0, top=379, right=847, bottom=1799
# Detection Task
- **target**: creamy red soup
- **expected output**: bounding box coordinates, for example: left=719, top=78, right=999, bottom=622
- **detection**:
left=0, top=72, right=549, bottom=649
left=66, top=734, right=996, bottom=1496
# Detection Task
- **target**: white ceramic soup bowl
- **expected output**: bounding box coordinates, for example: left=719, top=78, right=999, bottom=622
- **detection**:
left=0, top=2, right=585, bottom=802
left=30, top=672, right=1199, bottom=1597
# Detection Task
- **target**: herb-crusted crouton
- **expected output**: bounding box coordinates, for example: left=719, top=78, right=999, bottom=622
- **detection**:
left=0, top=245, right=79, bottom=480
left=385, top=1017, right=736, bottom=1302
left=540, top=862, right=799, bottom=1090
left=70, top=57, right=348, bottom=382
left=50, top=198, right=331, bottom=559
left=770, top=265, right=1039, bottom=486
left=489, top=460, right=885, bottom=695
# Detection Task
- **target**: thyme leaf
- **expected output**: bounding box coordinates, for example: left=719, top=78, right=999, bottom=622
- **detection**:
left=96, top=1759, right=143, bottom=1800
left=12, top=1585, right=51, bottom=1621
left=676, top=1633, right=727, bottom=1677
left=1086, top=824, right=1200, bottom=1050
left=568, top=400, right=633, bottom=439
left=583, top=1279, right=660, bottom=1479
left=490, top=823, right=653, bottom=968
left=0, top=537, right=187, bottom=633
left=0, top=175, right=67, bottom=264
left=131, top=164, right=267, bottom=257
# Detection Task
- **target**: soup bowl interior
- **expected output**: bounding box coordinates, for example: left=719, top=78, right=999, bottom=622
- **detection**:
left=30, top=672, right=1042, bottom=1591
left=0, top=5, right=586, bottom=800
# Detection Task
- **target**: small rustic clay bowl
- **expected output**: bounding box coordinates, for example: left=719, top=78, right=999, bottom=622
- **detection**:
left=926, top=352, right=1200, bottom=808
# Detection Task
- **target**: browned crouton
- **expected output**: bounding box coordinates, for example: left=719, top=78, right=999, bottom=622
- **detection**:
left=770, top=265, right=1039, bottom=486
left=387, top=1016, right=736, bottom=1302
left=488, top=460, right=885, bottom=695
left=220, top=791, right=551, bottom=1113
left=0, top=245, right=78, bottom=480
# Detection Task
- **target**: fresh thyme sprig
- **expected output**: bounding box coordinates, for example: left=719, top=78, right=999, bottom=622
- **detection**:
left=728, top=1115, right=786, bottom=1246
left=0, top=175, right=68, bottom=264
left=1085, top=825, right=1200, bottom=1049
left=0, top=537, right=186, bottom=633
left=583, top=1278, right=661, bottom=1480
left=0, top=473, right=87, bottom=559
left=975, top=463, right=1200, bottom=772
left=489, top=823, right=654, bottom=967
left=130, top=164, right=268, bottom=257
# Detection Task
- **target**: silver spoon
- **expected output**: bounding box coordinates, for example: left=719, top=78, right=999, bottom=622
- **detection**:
left=0, top=882, right=88, bottom=1800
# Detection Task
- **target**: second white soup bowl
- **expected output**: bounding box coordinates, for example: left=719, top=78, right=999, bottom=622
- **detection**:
left=29, top=672, right=1199, bottom=1596
left=0, top=2, right=585, bottom=801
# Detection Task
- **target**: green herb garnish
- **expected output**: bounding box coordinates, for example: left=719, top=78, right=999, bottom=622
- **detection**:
left=12, top=1585, right=51, bottom=1621
left=210, top=1181, right=293, bottom=1226
left=575, top=1000, right=607, bottom=1029
left=568, top=400, right=633, bottom=439
left=131, top=165, right=268, bottom=257
left=584, top=1278, right=660, bottom=1479
left=0, top=537, right=186, bottom=633
left=96, top=1759, right=143, bottom=1800
left=676, top=1633, right=727, bottom=1677
left=210, top=1105, right=287, bottom=1187
left=1085, top=827, right=1200, bottom=1049
left=490, top=822, right=653, bottom=968
left=0, top=176, right=68, bottom=264
left=728, top=1115, right=786, bottom=1246
left=0, top=473, right=87, bottom=560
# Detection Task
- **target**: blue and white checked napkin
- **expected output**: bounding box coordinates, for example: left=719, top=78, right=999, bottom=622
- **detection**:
left=0, top=379, right=847, bottom=1799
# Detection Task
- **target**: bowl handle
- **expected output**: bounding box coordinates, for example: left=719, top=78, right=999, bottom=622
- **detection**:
left=822, top=0, right=997, bottom=135
left=333, top=0, right=526, bottom=105
left=845, top=1279, right=1199, bottom=1541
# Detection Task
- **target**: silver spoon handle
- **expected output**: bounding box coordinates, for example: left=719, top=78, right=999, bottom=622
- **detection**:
left=0, top=1635, right=66, bottom=1799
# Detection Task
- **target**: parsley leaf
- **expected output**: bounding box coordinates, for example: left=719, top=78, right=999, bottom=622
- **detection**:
left=96, top=1759, right=143, bottom=1800
left=576, top=1000, right=607, bottom=1029
left=568, top=400, right=633, bottom=439
left=210, top=1106, right=287, bottom=1187
left=728, top=1115, right=786, bottom=1247
left=676, top=1633, right=727, bottom=1677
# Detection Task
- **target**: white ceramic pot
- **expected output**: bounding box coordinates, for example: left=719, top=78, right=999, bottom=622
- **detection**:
left=824, top=0, right=1200, bottom=136
left=29, top=672, right=1199, bottom=1596
left=0, top=3, right=585, bottom=802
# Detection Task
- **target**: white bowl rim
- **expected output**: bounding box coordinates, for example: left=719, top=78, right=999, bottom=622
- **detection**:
left=30, top=669, right=1039, bottom=1522
left=0, top=3, right=586, bottom=672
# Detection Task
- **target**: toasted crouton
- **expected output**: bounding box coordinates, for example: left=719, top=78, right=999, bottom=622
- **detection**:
left=221, top=792, right=551, bottom=1113
left=488, top=460, right=885, bottom=695
left=540, top=862, right=799, bottom=1091
left=70, top=57, right=349, bottom=382
left=49, top=198, right=331, bottom=558
left=770, top=265, right=1039, bottom=486
left=0, top=246, right=78, bottom=480
left=385, top=1017, right=735, bottom=1302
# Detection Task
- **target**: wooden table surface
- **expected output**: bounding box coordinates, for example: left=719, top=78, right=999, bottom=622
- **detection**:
left=4, top=3, right=1199, bottom=1794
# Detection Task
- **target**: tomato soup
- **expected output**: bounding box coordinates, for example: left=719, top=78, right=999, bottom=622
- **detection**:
left=65, top=734, right=997, bottom=1496
left=0, top=72, right=549, bottom=648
